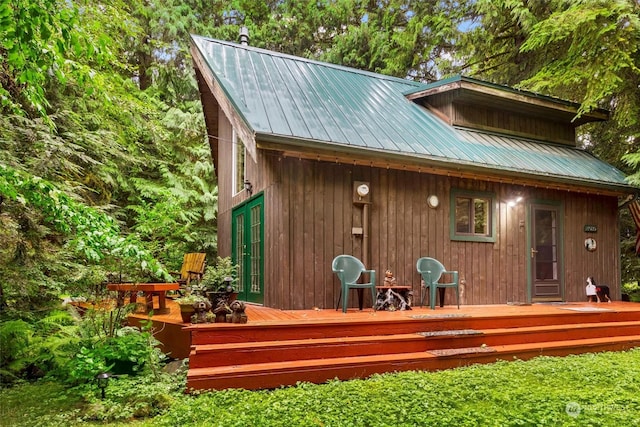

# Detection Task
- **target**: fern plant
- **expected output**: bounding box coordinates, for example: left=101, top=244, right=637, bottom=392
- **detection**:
left=0, top=310, right=81, bottom=383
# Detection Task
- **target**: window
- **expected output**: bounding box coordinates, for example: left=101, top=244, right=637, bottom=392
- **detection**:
left=450, top=190, right=496, bottom=242
left=232, top=129, right=245, bottom=195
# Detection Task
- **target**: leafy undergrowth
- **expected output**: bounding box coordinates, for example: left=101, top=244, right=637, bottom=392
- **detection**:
left=0, top=381, right=85, bottom=426
left=1, top=349, right=639, bottom=426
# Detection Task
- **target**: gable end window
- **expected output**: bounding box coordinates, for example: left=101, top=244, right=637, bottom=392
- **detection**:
left=450, top=190, right=496, bottom=243
left=232, top=129, right=246, bottom=195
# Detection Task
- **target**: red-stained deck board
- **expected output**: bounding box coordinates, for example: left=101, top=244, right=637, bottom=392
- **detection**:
left=186, top=335, right=640, bottom=391
left=188, top=321, right=640, bottom=369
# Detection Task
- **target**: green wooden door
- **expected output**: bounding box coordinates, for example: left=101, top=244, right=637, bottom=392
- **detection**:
left=232, top=195, right=264, bottom=304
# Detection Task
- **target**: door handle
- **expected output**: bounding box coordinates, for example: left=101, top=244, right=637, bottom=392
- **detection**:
left=531, top=248, right=538, bottom=258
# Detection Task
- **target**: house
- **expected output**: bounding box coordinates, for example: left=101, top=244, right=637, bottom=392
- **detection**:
left=190, top=34, right=634, bottom=310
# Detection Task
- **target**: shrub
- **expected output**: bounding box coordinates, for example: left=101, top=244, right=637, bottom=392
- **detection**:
left=80, top=370, right=186, bottom=422
left=199, top=256, right=238, bottom=292
left=0, top=310, right=80, bottom=383
left=1, top=302, right=167, bottom=385
left=622, top=281, right=640, bottom=302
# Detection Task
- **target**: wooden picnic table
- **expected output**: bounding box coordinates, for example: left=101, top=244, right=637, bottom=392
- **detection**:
left=107, top=283, right=179, bottom=314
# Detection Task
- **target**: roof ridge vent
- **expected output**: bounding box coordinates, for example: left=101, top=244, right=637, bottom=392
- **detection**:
left=239, top=26, right=249, bottom=46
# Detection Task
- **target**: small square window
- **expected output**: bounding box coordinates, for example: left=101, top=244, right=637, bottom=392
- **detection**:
left=450, top=190, right=496, bottom=242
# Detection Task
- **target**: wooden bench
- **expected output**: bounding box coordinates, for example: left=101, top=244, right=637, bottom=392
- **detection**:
left=107, top=283, right=180, bottom=314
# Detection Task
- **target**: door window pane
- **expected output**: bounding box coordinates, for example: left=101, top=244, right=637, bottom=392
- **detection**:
left=250, top=204, right=262, bottom=294
left=235, top=212, right=245, bottom=292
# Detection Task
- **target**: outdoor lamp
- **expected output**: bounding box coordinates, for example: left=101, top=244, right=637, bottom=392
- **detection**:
left=243, top=180, right=253, bottom=195
left=507, top=193, right=524, bottom=208
left=95, top=372, right=110, bottom=400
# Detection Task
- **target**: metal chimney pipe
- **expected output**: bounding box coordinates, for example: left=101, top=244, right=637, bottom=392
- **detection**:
left=239, top=26, right=249, bottom=46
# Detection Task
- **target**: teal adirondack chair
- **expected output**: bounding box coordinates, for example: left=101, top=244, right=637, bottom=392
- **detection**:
left=416, top=257, right=460, bottom=310
left=332, top=255, right=377, bottom=313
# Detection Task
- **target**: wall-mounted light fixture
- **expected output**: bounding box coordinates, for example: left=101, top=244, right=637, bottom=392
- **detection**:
left=243, top=180, right=253, bottom=196
left=507, top=192, right=524, bottom=208
left=427, top=194, right=439, bottom=209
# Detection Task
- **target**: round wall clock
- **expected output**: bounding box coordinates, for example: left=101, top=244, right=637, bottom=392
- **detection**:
left=427, top=195, right=439, bottom=208
left=584, top=237, right=597, bottom=252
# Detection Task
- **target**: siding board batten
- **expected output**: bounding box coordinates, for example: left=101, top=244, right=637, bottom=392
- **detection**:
left=314, top=162, right=325, bottom=308
left=498, top=195, right=508, bottom=304
left=322, top=164, right=334, bottom=309
left=388, top=171, right=398, bottom=281
left=379, top=170, right=389, bottom=283
left=278, top=155, right=290, bottom=309
left=332, top=165, right=345, bottom=308
left=411, top=172, right=422, bottom=289
left=404, top=170, right=415, bottom=284
left=303, top=161, right=315, bottom=308
left=291, top=160, right=305, bottom=309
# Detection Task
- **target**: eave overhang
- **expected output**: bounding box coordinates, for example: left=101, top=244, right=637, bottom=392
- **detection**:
left=256, top=132, right=634, bottom=197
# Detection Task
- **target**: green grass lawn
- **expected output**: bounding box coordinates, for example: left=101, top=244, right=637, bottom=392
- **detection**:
left=1, top=349, right=639, bottom=426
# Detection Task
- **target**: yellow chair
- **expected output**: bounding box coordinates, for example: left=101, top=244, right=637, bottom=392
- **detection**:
left=173, top=253, right=206, bottom=286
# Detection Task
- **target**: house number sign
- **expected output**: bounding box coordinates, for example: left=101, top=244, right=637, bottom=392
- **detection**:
left=584, top=225, right=597, bottom=233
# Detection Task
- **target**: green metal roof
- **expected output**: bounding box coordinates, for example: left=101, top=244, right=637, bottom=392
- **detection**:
left=191, top=35, right=632, bottom=193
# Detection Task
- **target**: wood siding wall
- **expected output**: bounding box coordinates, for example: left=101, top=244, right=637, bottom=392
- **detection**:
left=215, top=112, right=621, bottom=311
left=260, top=157, right=620, bottom=310
left=424, top=92, right=576, bottom=145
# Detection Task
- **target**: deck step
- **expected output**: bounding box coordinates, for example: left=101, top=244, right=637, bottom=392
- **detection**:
left=187, top=321, right=640, bottom=369
left=187, top=334, right=640, bottom=391
left=185, top=307, right=640, bottom=391
left=187, top=310, right=640, bottom=345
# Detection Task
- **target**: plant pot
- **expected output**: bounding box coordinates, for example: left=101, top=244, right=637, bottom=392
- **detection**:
left=207, top=291, right=239, bottom=307
left=207, top=291, right=226, bottom=306
left=179, top=304, right=195, bottom=323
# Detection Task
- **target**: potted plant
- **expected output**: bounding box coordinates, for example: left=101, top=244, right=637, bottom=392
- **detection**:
left=200, top=257, right=239, bottom=307
left=174, top=293, right=208, bottom=323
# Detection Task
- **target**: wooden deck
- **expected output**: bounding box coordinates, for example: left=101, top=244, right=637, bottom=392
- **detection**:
left=127, top=300, right=640, bottom=391
left=135, top=299, right=640, bottom=324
